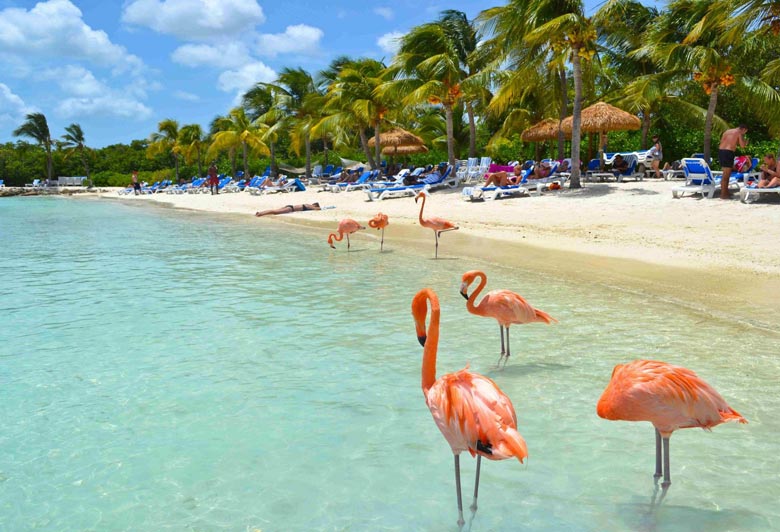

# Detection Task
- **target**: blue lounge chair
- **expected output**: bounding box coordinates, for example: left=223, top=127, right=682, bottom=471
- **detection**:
left=740, top=183, right=780, bottom=203
left=0, top=179, right=4, bottom=188
left=365, top=183, right=428, bottom=201
left=323, top=170, right=375, bottom=193
left=672, top=158, right=738, bottom=199
left=462, top=167, right=535, bottom=201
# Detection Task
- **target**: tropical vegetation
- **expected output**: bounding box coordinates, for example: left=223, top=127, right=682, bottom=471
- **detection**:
left=4, top=0, right=780, bottom=188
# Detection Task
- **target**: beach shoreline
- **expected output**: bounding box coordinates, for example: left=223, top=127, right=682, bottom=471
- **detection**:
left=89, top=181, right=780, bottom=325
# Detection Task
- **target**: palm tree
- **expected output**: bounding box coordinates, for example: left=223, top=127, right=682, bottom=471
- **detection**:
left=13, top=112, right=53, bottom=182
left=147, top=119, right=182, bottom=181
left=207, top=107, right=269, bottom=177
left=243, top=84, right=283, bottom=176
left=179, top=124, right=207, bottom=178
left=383, top=17, right=470, bottom=166
left=59, top=123, right=90, bottom=181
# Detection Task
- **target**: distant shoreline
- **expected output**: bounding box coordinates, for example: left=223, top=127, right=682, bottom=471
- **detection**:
left=82, top=183, right=780, bottom=328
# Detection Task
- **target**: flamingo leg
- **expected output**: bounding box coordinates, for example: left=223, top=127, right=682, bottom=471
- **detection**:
left=662, top=437, right=671, bottom=488
left=471, top=455, right=481, bottom=513
left=434, top=231, right=439, bottom=259
left=496, top=326, right=505, bottom=366
left=654, top=429, right=662, bottom=482
left=503, top=328, right=511, bottom=368
left=454, top=455, right=465, bottom=527
left=347, top=233, right=351, bottom=250
left=380, top=227, right=384, bottom=251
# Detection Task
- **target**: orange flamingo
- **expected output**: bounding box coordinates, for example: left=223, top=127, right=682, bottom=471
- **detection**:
left=415, top=190, right=458, bottom=259
left=412, top=288, right=527, bottom=527
left=327, top=218, right=365, bottom=250
left=368, top=212, right=389, bottom=251
left=597, top=359, right=747, bottom=488
left=460, top=270, right=557, bottom=366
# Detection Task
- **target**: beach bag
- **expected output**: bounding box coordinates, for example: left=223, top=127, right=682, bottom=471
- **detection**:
left=734, top=155, right=751, bottom=173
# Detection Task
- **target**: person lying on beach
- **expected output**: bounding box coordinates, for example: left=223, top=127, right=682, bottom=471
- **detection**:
left=757, top=154, right=780, bottom=188
left=557, top=159, right=570, bottom=173
left=255, top=202, right=321, bottom=217
left=484, top=164, right=523, bottom=187
left=529, top=161, right=552, bottom=180
left=611, top=155, right=629, bottom=176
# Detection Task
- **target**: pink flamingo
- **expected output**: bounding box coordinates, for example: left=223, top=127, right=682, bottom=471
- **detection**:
left=368, top=212, right=389, bottom=251
left=327, top=218, right=365, bottom=250
left=412, top=288, right=527, bottom=527
left=597, top=359, right=747, bottom=487
left=415, top=190, right=458, bottom=259
left=460, top=270, right=557, bottom=366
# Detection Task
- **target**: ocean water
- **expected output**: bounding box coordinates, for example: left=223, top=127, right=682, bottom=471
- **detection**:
left=1, top=196, right=778, bottom=532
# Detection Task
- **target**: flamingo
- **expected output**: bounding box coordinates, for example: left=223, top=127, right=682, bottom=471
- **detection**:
left=368, top=212, right=389, bottom=251
left=597, top=359, right=747, bottom=488
left=412, top=288, right=527, bottom=527
left=460, top=270, right=557, bottom=367
left=415, top=190, right=458, bottom=259
left=327, top=218, right=365, bottom=250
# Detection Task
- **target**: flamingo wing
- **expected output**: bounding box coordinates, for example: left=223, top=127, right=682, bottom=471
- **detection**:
left=427, top=216, right=457, bottom=231
left=477, top=290, right=540, bottom=325
left=426, top=368, right=527, bottom=462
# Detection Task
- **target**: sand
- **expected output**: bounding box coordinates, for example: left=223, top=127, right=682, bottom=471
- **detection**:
left=95, top=180, right=780, bottom=324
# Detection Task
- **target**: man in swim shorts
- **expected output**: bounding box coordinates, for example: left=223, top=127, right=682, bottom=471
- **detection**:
left=718, top=124, right=748, bottom=199
left=131, top=170, right=141, bottom=195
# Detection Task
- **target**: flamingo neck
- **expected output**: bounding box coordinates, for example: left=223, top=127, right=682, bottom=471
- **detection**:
left=328, top=231, right=344, bottom=244
left=466, top=272, right=487, bottom=315
left=417, top=195, right=426, bottom=225
left=422, top=295, right=439, bottom=394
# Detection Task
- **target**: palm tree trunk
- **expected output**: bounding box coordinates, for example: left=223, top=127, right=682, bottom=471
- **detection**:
left=569, top=50, right=583, bottom=189
left=445, top=104, right=456, bottom=167
left=305, top=133, right=312, bottom=179
left=374, top=122, right=381, bottom=171
left=641, top=110, right=651, bottom=150
left=80, top=149, right=90, bottom=180
left=323, top=137, right=329, bottom=166
left=359, top=128, right=375, bottom=168
left=242, top=141, right=249, bottom=177
left=174, top=153, right=180, bottom=181
left=230, top=149, right=237, bottom=178
left=466, top=101, right=477, bottom=158
left=46, top=143, right=53, bottom=182
left=703, top=86, right=719, bottom=164
left=196, top=146, right=203, bottom=178
left=558, top=68, right=568, bottom=160
left=270, top=141, right=277, bottom=177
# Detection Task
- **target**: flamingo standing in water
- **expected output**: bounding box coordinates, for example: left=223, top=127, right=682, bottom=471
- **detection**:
left=460, top=270, right=557, bottom=366
left=415, top=190, right=458, bottom=259
left=597, top=359, right=747, bottom=488
left=368, top=212, right=389, bottom=251
left=327, top=218, right=365, bottom=250
left=412, top=288, right=527, bottom=527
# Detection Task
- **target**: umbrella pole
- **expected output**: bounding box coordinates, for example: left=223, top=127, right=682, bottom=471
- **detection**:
left=598, top=131, right=605, bottom=171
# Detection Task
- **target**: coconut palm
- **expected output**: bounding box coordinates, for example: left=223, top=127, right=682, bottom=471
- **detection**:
left=243, top=84, right=283, bottom=176
left=13, top=112, right=53, bottom=182
left=59, top=123, right=90, bottom=181
left=178, top=124, right=207, bottom=178
left=207, top=107, right=269, bottom=177
left=147, top=119, right=182, bottom=181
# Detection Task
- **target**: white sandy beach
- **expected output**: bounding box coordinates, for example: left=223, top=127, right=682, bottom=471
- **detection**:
left=97, top=180, right=780, bottom=320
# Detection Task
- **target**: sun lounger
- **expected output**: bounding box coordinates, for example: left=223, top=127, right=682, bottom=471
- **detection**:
left=672, top=158, right=738, bottom=199
left=365, top=183, right=428, bottom=201
left=256, top=178, right=306, bottom=194
left=740, top=184, right=780, bottom=204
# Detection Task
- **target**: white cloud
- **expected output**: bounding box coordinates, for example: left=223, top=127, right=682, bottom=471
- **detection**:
left=123, top=0, right=266, bottom=40
left=41, top=66, right=104, bottom=97
left=255, top=24, right=323, bottom=57
left=57, top=96, right=152, bottom=120
left=171, top=42, right=251, bottom=69
left=0, top=0, right=144, bottom=74
left=174, top=90, right=200, bottom=102
left=0, top=83, right=34, bottom=127
left=374, top=7, right=394, bottom=20
left=377, top=31, right=403, bottom=55
left=218, top=61, right=276, bottom=97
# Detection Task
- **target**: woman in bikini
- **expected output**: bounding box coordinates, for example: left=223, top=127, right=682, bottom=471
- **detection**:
left=484, top=164, right=523, bottom=187
left=255, top=202, right=321, bottom=217
left=757, top=154, right=780, bottom=188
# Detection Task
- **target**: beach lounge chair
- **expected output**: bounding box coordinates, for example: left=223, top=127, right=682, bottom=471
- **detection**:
left=421, top=166, right=456, bottom=190
left=24, top=179, right=41, bottom=188
left=461, top=166, right=536, bottom=201
left=321, top=170, right=374, bottom=193
left=672, top=158, right=739, bottom=199
left=0, top=180, right=4, bottom=188
left=589, top=154, right=641, bottom=182
left=365, top=183, right=428, bottom=201
left=740, top=184, right=780, bottom=204
left=256, top=178, right=307, bottom=194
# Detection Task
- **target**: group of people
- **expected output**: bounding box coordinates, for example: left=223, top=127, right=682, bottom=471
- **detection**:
left=482, top=159, right=564, bottom=187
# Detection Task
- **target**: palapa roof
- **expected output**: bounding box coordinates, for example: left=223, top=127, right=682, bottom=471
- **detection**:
left=368, top=127, right=425, bottom=148
left=382, top=144, right=429, bottom=155
left=521, top=118, right=568, bottom=142
left=560, top=102, right=641, bottom=133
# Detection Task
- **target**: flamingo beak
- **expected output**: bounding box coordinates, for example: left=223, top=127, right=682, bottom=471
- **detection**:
left=417, top=335, right=427, bottom=346
left=459, top=282, right=469, bottom=299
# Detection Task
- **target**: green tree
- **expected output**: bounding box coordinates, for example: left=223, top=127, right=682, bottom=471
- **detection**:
left=207, top=107, right=269, bottom=177
left=179, top=124, right=207, bottom=178
left=147, top=119, right=182, bottom=181
left=13, top=112, right=53, bottom=182
left=59, top=123, right=91, bottom=181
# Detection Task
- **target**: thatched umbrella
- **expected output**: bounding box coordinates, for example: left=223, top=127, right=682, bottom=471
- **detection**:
left=368, top=127, right=425, bottom=148
left=521, top=118, right=568, bottom=142
left=382, top=144, right=428, bottom=155
left=561, top=102, right=641, bottom=169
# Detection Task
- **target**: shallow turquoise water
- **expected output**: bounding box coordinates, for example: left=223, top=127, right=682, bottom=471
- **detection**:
left=1, top=196, right=778, bottom=531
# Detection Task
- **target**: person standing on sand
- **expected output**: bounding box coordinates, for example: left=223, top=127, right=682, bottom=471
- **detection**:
left=207, top=162, right=219, bottom=195
left=718, top=124, right=748, bottom=199
left=131, top=170, right=141, bottom=195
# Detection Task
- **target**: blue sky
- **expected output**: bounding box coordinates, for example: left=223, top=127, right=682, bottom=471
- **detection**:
left=0, top=0, right=657, bottom=147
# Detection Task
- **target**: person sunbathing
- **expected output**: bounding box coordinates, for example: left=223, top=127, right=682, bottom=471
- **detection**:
left=529, top=161, right=552, bottom=180
left=557, top=159, right=570, bottom=173
left=757, top=154, right=780, bottom=188
left=255, top=202, right=321, bottom=216
left=484, top=164, right=523, bottom=187
left=611, top=155, right=629, bottom=176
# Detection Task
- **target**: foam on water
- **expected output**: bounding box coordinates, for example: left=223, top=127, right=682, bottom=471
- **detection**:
left=1, top=197, right=778, bottom=531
